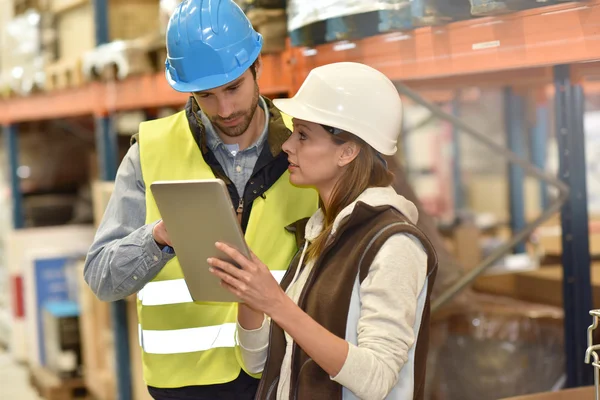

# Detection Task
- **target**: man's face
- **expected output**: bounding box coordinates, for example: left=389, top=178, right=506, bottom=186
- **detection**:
left=192, top=67, right=260, bottom=138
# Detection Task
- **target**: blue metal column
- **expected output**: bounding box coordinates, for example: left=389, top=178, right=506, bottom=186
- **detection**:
left=554, top=64, right=593, bottom=388
left=96, top=115, right=131, bottom=400
left=95, top=117, right=118, bottom=181
left=4, top=124, right=24, bottom=229
left=451, top=91, right=465, bottom=213
left=531, top=104, right=550, bottom=211
left=93, top=1, right=130, bottom=398
left=92, top=0, right=110, bottom=46
left=504, top=87, right=526, bottom=253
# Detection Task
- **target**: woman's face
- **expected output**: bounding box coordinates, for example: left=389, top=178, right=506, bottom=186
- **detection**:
left=282, top=119, right=353, bottom=201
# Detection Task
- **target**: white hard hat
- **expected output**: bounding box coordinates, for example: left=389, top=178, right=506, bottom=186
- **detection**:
left=274, top=62, right=402, bottom=156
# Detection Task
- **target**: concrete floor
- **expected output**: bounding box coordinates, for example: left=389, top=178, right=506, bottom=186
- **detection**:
left=0, top=349, right=42, bottom=400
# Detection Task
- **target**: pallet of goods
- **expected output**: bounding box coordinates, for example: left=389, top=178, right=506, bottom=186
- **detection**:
left=45, top=0, right=161, bottom=90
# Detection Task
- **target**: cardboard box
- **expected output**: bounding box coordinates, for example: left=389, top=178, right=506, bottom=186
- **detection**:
left=474, top=263, right=600, bottom=309
left=452, top=222, right=482, bottom=270
left=467, top=175, right=543, bottom=223
left=92, top=180, right=115, bottom=227
left=535, top=215, right=600, bottom=257
left=53, top=0, right=160, bottom=60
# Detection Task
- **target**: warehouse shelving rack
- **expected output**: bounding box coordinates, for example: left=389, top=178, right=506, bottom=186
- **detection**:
left=2, top=0, right=600, bottom=398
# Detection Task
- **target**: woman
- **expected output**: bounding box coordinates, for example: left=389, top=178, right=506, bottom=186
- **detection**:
left=207, top=62, right=438, bottom=400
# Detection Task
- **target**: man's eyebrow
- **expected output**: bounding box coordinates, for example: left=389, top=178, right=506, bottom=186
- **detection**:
left=225, top=76, right=245, bottom=89
left=195, top=76, right=245, bottom=96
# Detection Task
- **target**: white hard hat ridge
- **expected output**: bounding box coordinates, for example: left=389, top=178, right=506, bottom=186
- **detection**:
left=274, top=62, right=403, bottom=156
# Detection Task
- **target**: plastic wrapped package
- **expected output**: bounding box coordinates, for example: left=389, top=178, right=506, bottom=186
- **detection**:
left=287, top=0, right=474, bottom=47
left=427, top=294, right=565, bottom=400
left=3, top=10, right=47, bottom=95
left=288, top=1, right=414, bottom=47
left=81, top=39, right=155, bottom=82
left=235, top=0, right=286, bottom=13
left=288, top=0, right=406, bottom=32
left=412, top=0, right=473, bottom=26
left=469, top=0, right=565, bottom=16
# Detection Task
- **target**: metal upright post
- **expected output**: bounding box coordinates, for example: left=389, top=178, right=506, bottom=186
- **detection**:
left=95, top=115, right=130, bottom=400
left=93, top=1, right=131, bottom=398
left=554, top=64, right=593, bottom=388
left=95, top=117, right=118, bottom=181
left=92, top=0, right=110, bottom=46
left=4, top=124, right=24, bottom=229
left=531, top=103, right=550, bottom=211
left=504, top=87, right=526, bottom=253
left=451, top=92, right=465, bottom=214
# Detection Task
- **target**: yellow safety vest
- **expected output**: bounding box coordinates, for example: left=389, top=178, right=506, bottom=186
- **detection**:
left=137, top=110, right=318, bottom=388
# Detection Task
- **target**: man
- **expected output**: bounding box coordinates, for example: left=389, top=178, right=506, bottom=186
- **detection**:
left=83, top=0, right=319, bottom=399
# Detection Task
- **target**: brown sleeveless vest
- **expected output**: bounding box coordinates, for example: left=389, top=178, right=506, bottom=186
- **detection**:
left=255, top=202, right=438, bottom=400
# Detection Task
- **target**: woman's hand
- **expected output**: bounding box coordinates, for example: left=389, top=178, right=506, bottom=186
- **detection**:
left=208, top=242, right=287, bottom=316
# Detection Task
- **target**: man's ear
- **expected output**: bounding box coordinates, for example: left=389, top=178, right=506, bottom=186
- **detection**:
left=339, top=142, right=360, bottom=167
left=254, top=55, right=263, bottom=80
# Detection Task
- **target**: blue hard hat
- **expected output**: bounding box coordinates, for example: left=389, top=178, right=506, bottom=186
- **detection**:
left=165, top=0, right=263, bottom=92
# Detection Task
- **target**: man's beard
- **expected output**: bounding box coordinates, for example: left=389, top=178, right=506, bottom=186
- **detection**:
left=212, top=83, right=260, bottom=138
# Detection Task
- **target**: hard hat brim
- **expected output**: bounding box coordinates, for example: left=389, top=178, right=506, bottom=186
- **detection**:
left=166, top=67, right=246, bottom=93
left=273, top=97, right=337, bottom=130
left=274, top=97, right=397, bottom=156
left=166, top=42, right=262, bottom=93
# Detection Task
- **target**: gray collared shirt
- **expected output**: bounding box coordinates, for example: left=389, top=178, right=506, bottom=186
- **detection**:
left=83, top=97, right=270, bottom=302
left=202, top=96, right=269, bottom=197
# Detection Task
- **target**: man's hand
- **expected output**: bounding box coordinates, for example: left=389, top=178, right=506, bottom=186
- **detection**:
left=152, top=220, right=173, bottom=247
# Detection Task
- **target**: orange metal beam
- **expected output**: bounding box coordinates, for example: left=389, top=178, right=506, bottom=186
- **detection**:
left=258, top=50, right=295, bottom=96
left=290, top=0, right=600, bottom=93
left=0, top=50, right=294, bottom=124
left=101, top=73, right=189, bottom=113
left=0, top=84, right=100, bottom=124
left=3, top=2, right=600, bottom=124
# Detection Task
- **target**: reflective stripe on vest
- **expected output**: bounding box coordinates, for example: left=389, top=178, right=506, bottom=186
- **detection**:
left=138, top=271, right=286, bottom=306
left=137, top=109, right=319, bottom=388
left=139, top=323, right=236, bottom=355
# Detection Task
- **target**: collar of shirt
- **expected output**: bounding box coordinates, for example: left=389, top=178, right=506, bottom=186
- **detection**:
left=200, top=96, right=270, bottom=157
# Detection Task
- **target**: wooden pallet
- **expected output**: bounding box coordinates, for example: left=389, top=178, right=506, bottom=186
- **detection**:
left=28, top=365, right=88, bottom=400
left=45, top=58, right=84, bottom=91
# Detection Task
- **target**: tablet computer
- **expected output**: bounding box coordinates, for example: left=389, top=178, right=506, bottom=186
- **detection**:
left=150, top=179, right=251, bottom=303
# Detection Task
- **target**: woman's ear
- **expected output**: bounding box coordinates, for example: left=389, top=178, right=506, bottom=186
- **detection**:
left=338, top=142, right=360, bottom=167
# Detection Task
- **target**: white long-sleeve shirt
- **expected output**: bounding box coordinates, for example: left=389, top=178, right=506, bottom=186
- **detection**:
left=237, top=187, right=429, bottom=400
